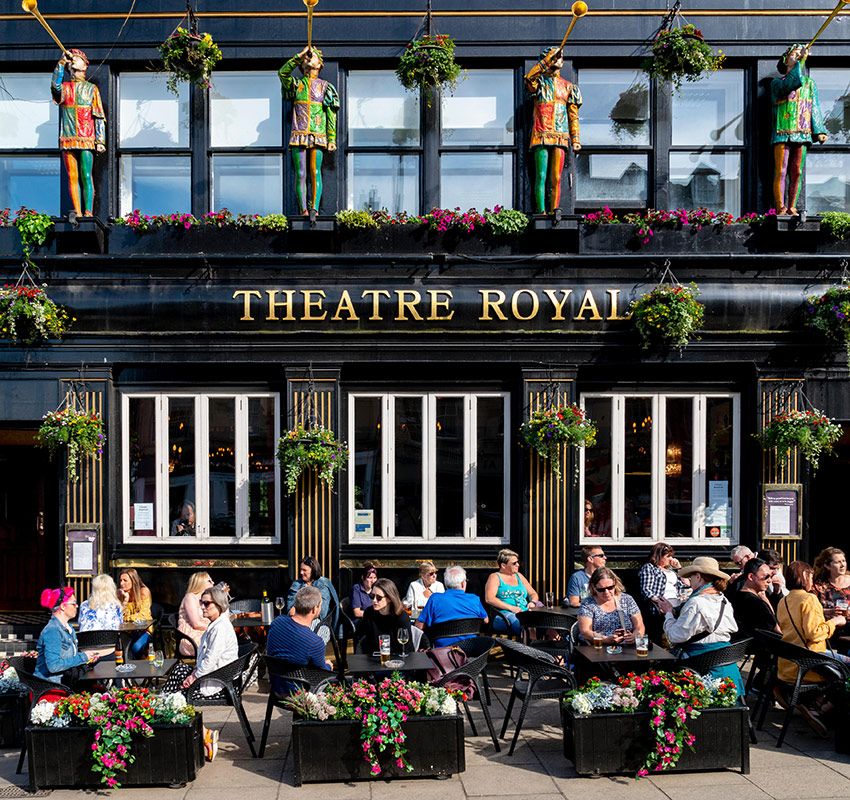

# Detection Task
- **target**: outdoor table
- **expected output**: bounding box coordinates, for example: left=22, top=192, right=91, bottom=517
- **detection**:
left=572, top=643, right=677, bottom=679
left=230, top=615, right=266, bottom=627
left=346, top=651, right=433, bottom=678
left=77, top=657, right=178, bottom=686
left=116, top=620, right=154, bottom=661
left=524, top=605, right=579, bottom=618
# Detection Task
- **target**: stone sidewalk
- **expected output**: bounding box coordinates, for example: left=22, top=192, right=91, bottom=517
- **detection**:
left=2, top=671, right=849, bottom=800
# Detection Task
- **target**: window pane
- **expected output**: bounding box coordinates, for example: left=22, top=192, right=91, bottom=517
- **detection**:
left=354, top=397, right=382, bottom=538
left=806, top=152, right=850, bottom=213
left=811, top=69, right=850, bottom=145
left=119, top=155, right=191, bottom=215
left=672, top=69, right=744, bottom=146
left=576, top=69, right=650, bottom=146
left=584, top=398, right=612, bottom=538
left=0, top=74, right=57, bottom=149
left=476, top=398, right=504, bottom=538
left=348, top=70, right=420, bottom=147
left=211, top=154, right=283, bottom=215
left=119, top=73, right=189, bottom=148
left=128, top=398, right=157, bottom=536
left=347, top=153, right=419, bottom=213
left=247, top=397, right=276, bottom=537
left=395, top=397, right=423, bottom=537
left=665, top=398, right=693, bottom=539
left=210, top=72, right=282, bottom=147
left=436, top=397, right=464, bottom=537
left=0, top=156, right=59, bottom=214
left=669, top=152, right=740, bottom=216
left=168, top=398, right=196, bottom=538
left=624, top=398, right=653, bottom=538
left=440, top=153, right=512, bottom=209
left=576, top=153, right=648, bottom=207
left=208, top=398, right=236, bottom=537
left=705, top=397, right=734, bottom=539
left=441, top=69, right=513, bottom=146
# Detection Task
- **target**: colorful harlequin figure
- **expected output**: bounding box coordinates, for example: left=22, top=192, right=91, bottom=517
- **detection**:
left=51, top=49, right=106, bottom=217
left=771, top=44, right=828, bottom=216
left=279, top=46, right=339, bottom=216
left=524, top=47, right=582, bottom=215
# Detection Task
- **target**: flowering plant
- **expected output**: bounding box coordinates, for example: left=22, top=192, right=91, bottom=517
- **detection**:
left=36, top=406, right=105, bottom=483
left=806, top=283, right=850, bottom=365
left=29, top=689, right=196, bottom=788
left=276, top=423, right=349, bottom=494
left=159, top=28, right=222, bottom=94
left=284, top=676, right=460, bottom=776
left=756, top=408, right=843, bottom=472
left=564, top=669, right=737, bottom=776
left=114, top=209, right=287, bottom=233
left=629, top=282, right=704, bottom=350
left=519, top=404, right=597, bottom=481
left=0, top=661, right=26, bottom=694
left=643, top=24, right=725, bottom=91
left=334, top=206, right=528, bottom=237
left=396, top=34, right=462, bottom=95
left=0, top=283, right=71, bottom=344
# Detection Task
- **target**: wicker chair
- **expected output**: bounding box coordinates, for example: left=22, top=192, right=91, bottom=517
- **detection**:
left=516, top=610, right=573, bottom=664
left=229, top=598, right=262, bottom=615
left=423, top=617, right=484, bottom=645
left=163, top=612, right=198, bottom=664
left=76, top=629, right=120, bottom=650
left=486, top=605, right=521, bottom=640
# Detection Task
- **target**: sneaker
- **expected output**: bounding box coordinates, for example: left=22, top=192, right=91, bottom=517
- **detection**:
left=797, top=704, right=828, bottom=738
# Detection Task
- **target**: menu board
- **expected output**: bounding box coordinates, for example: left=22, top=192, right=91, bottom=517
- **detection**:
left=762, top=484, right=801, bottom=539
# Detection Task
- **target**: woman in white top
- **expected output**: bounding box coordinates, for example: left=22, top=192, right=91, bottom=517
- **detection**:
left=177, top=571, right=214, bottom=655
left=403, top=561, right=445, bottom=617
left=78, top=574, right=124, bottom=632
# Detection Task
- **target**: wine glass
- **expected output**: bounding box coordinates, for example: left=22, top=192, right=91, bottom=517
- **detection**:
left=397, top=627, right=410, bottom=658
left=153, top=650, right=164, bottom=668
left=274, top=596, right=285, bottom=616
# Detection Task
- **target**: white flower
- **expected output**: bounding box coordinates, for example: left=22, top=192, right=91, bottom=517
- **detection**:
left=30, top=701, right=57, bottom=726
left=571, top=694, right=593, bottom=716
left=438, top=695, right=457, bottom=715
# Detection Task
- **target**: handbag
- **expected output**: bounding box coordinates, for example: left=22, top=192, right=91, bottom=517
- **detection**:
left=426, top=644, right=473, bottom=697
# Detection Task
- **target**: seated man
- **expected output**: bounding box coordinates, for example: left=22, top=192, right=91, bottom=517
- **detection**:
left=415, top=565, right=488, bottom=647
left=727, top=545, right=756, bottom=594
left=266, top=585, right=332, bottom=695
left=566, top=546, right=607, bottom=607
left=728, top=558, right=781, bottom=639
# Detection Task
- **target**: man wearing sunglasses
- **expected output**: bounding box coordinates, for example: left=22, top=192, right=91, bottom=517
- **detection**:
left=567, top=547, right=608, bottom=607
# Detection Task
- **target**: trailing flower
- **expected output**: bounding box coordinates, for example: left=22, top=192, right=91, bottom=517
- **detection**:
left=13, top=207, right=54, bottom=268
left=396, top=34, right=462, bottom=95
left=806, top=282, right=850, bottom=365
left=36, top=406, right=105, bottom=483
left=629, top=282, right=704, bottom=350
left=482, top=206, right=529, bottom=237
left=159, top=28, right=222, bottom=95
left=519, top=404, right=597, bottom=481
left=756, top=408, right=843, bottom=472
left=0, top=283, right=71, bottom=344
left=276, top=423, right=349, bottom=494
left=643, top=24, right=725, bottom=91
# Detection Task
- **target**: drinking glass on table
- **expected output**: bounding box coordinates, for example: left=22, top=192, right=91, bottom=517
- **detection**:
left=378, top=634, right=391, bottom=664
left=274, top=596, right=285, bottom=616
left=836, top=598, right=849, bottom=617
left=397, top=627, right=410, bottom=658
left=592, top=632, right=604, bottom=650
left=544, top=591, right=555, bottom=608
left=635, top=635, right=649, bottom=657
left=153, top=650, right=164, bottom=668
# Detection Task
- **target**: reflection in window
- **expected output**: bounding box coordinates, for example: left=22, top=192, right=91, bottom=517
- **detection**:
left=806, top=152, right=850, bottom=213
left=210, top=72, right=282, bottom=148
left=348, top=71, right=420, bottom=147
left=576, top=153, right=648, bottom=207
left=669, top=152, right=741, bottom=215
left=128, top=398, right=157, bottom=537
left=672, top=70, right=744, bottom=146
left=0, top=74, right=58, bottom=149
left=168, top=397, right=196, bottom=537
left=441, top=70, right=513, bottom=146
left=583, top=398, right=612, bottom=538
left=624, top=398, right=653, bottom=538
left=436, top=397, right=464, bottom=537
left=665, top=398, right=693, bottom=538
left=347, top=153, right=419, bottom=213
left=119, top=155, right=191, bottom=215
left=440, top=153, right=512, bottom=209
left=208, top=398, right=235, bottom=537
left=476, top=398, right=504, bottom=538
left=211, top=154, right=283, bottom=214
left=248, top=397, right=276, bottom=537
left=577, top=70, right=650, bottom=146
left=353, top=397, right=382, bottom=538
left=0, top=156, right=59, bottom=214
left=119, top=73, right=189, bottom=148
left=809, top=69, right=850, bottom=145
left=395, top=396, right=423, bottom=538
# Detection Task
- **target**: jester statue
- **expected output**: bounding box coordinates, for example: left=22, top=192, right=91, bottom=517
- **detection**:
left=771, top=44, right=827, bottom=216
left=51, top=49, right=106, bottom=217
left=279, top=46, right=339, bottom=217
left=524, top=47, right=582, bottom=215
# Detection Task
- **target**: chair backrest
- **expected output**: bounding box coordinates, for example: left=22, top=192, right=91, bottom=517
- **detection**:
left=76, top=629, right=120, bottom=649
left=753, top=628, right=850, bottom=682
left=7, top=657, right=72, bottom=706
left=679, top=638, right=752, bottom=673
left=229, top=598, right=262, bottom=615
left=263, top=654, right=336, bottom=693
left=424, top=617, right=483, bottom=643
left=165, top=612, right=178, bottom=628
left=499, top=639, right=576, bottom=686
left=569, top=620, right=582, bottom=646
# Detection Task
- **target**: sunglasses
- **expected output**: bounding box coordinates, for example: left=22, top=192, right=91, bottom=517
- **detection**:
left=591, top=553, right=606, bottom=559
left=424, top=571, right=437, bottom=576
left=370, top=593, right=386, bottom=601
left=64, top=599, right=79, bottom=606
left=594, top=584, right=616, bottom=593
left=200, top=600, right=216, bottom=608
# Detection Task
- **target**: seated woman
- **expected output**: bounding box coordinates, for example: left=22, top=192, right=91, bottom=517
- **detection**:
left=35, top=587, right=107, bottom=685
left=286, top=556, right=339, bottom=625
left=78, top=574, right=123, bottom=632
left=118, top=568, right=153, bottom=659
left=355, top=578, right=411, bottom=654
left=178, top=571, right=215, bottom=656
left=813, top=547, right=850, bottom=628
left=577, top=567, right=644, bottom=646
left=638, top=542, right=689, bottom=643
left=403, top=560, right=445, bottom=618
left=350, top=561, right=378, bottom=619
left=484, top=548, right=541, bottom=636
left=656, top=556, right=744, bottom=698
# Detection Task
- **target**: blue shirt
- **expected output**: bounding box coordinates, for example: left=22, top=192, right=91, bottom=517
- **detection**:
left=350, top=582, right=372, bottom=613
left=266, top=615, right=328, bottom=695
left=417, top=589, right=488, bottom=647
left=566, top=570, right=591, bottom=603
left=286, top=576, right=339, bottom=626
left=35, top=615, right=88, bottom=683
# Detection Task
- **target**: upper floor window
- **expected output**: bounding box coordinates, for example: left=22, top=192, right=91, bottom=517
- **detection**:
left=806, top=68, right=850, bottom=214
left=580, top=393, right=739, bottom=544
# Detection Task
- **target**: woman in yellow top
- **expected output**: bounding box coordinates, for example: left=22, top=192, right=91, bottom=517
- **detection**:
left=118, top=568, right=153, bottom=658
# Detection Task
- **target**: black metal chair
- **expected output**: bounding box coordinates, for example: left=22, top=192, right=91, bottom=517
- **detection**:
left=149, top=602, right=166, bottom=654
left=427, top=636, right=500, bottom=751
left=163, top=612, right=198, bottom=664
left=336, top=597, right=358, bottom=670
left=258, top=654, right=339, bottom=758
left=498, top=639, right=576, bottom=755
left=516, top=610, right=573, bottom=664
left=315, top=609, right=343, bottom=671
left=423, top=617, right=484, bottom=646
left=183, top=641, right=260, bottom=757
left=486, top=605, right=521, bottom=641
left=76, top=629, right=120, bottom=650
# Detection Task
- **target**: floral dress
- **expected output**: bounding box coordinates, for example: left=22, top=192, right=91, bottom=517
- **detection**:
left=78, top=600, right=123, bottom=631
left=814, top=581, right=850, bottom=611
left=577, top=593, right=640, bottom=640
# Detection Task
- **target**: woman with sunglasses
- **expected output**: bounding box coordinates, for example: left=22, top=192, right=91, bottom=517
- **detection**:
left=485, top=548, right=541, bottom=635
left=403, top=561, right=445, bottom=618
left=577, top=568, right=644, bottom=646
left=355, top=578, right=411, bottom=654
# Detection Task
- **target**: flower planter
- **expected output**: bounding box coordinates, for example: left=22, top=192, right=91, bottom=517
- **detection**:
left=291, top=713, right=465, bottom=785
left=0, top=691, right=29, bottom=748
left=0, top=226, right=56, bottom=258
left=26, top=716, right=204, bottom=789
left=337, top=225, right=521, bottom=255
left=108, top=225, right=287, bottom=255
left=579, top=224, right=757, bottom=255
left=561, top=705, right=750, bottom=776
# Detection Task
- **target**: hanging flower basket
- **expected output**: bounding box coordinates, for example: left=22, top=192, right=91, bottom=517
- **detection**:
left=396, top=34, right=462, bottom=94
left=0, top=282, right=70, bottom=344
left=519, top=404, right=597, bottom=481
left=756, top=408, right=843, bottom=472
left=805, top=282, right=850, bottom=365
left=276, top=423, right=349, bottom=494
left=642, top=24, right=724, bottom=91
left=629, top=282, right=705, bottom=350
left=159, top=27, right=222, bottom=95
left=36, top=405, right=105, bottom=483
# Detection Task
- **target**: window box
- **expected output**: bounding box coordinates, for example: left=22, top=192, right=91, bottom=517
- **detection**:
left=579, top=223, right=757, bottom=255
left=107, top=225, right=286, bottom=255
left=0, top=226, right=55, bottom=258
left=338, top=224, right=522, bottom=255
left=0, top=691, right=29, bottom=748
left=561, top=704, right=750, bottom=776
left=291, top=713, right=465, bottom=785
left=26, top=716, right=204, bottom=789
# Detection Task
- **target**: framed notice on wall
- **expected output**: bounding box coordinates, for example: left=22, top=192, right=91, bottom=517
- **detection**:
left=762, top=484, right=802, bottom=539
left=65, top=524, right=101, bottom=577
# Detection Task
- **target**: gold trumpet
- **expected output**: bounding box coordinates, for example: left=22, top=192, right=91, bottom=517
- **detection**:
left=21, top=0, right=69, bottom=55
left=806, top=0, right=849, bottom=50
left=558, top=1, right=589, bottom=52
left=304, top=0, right=319, bottom=50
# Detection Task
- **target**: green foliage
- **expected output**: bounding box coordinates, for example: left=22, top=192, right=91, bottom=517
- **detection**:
left=820, top=211, right=850, bottom=241
left=806, top=282, right=850, bottom=365
left=396, top=34, right=462, bottom=94
left=36, top=405, right=105, bottom=483
left=0, top=283, right=71, bottom=344
left=159, top=28, right=222, bottom=94
left=277, top=424, right=349, bottom=494
left=643, top=24, right=725, bottom=91
left=630, top=282, right=705, bottom=350
left=335, top=209, right=380, bottom=230
left=483, top=206, right=529, bottom=237
left=241, top=213, right=288, bottom=233
left=13, top=207, right=54, bottom=267
left=756, top=408, right=843, bottom=472
left=519, top=404, right=597, bottom=481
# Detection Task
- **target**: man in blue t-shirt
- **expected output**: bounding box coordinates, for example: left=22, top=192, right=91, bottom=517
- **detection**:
left=415, top=565, right=488, bottom=647
left=567, top=546, right=607, bottom=607
left=266, top=585, right=332, bottom=694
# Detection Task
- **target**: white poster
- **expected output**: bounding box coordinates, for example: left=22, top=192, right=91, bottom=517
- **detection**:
left=769, top=504, right=792, bottom=536
left=354, top=509, right=374, bottom=538
left=134, top=503, right=154, bottom=530
left=705, top=480, right=730, bottom=526
left=71, top=541, right=94, bottom=573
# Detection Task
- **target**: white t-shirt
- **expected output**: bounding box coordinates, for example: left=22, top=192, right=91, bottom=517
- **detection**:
left=662, top=568, right=680, bottom=601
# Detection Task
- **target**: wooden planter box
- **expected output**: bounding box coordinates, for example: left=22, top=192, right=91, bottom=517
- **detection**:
left=26, top=715, right=204, bottom=789
left=108, top=225, right=286, bottom=255
left=562, top=704, right=750, bottom=776
left=338, top=224, right=522, bottom=255
left=579, top=223, right=758, bottom=255
left=291, top=714, right=465, bottom=785
left=0, top=691, right=29, bottom=748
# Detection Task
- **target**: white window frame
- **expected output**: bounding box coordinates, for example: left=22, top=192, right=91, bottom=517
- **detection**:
left=347, top=392, right=510, bottom=544
left=121, top=392, right=280, bottom=544
left=579, top=392, right=740, bottom=545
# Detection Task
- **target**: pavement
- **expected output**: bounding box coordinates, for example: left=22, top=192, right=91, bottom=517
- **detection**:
left=2, top=667, right=850, bottom=800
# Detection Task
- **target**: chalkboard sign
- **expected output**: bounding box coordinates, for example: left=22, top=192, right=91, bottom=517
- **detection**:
left=762, top=484, right=802, bottom=539
left=65, top=524, right=100, bottom=577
